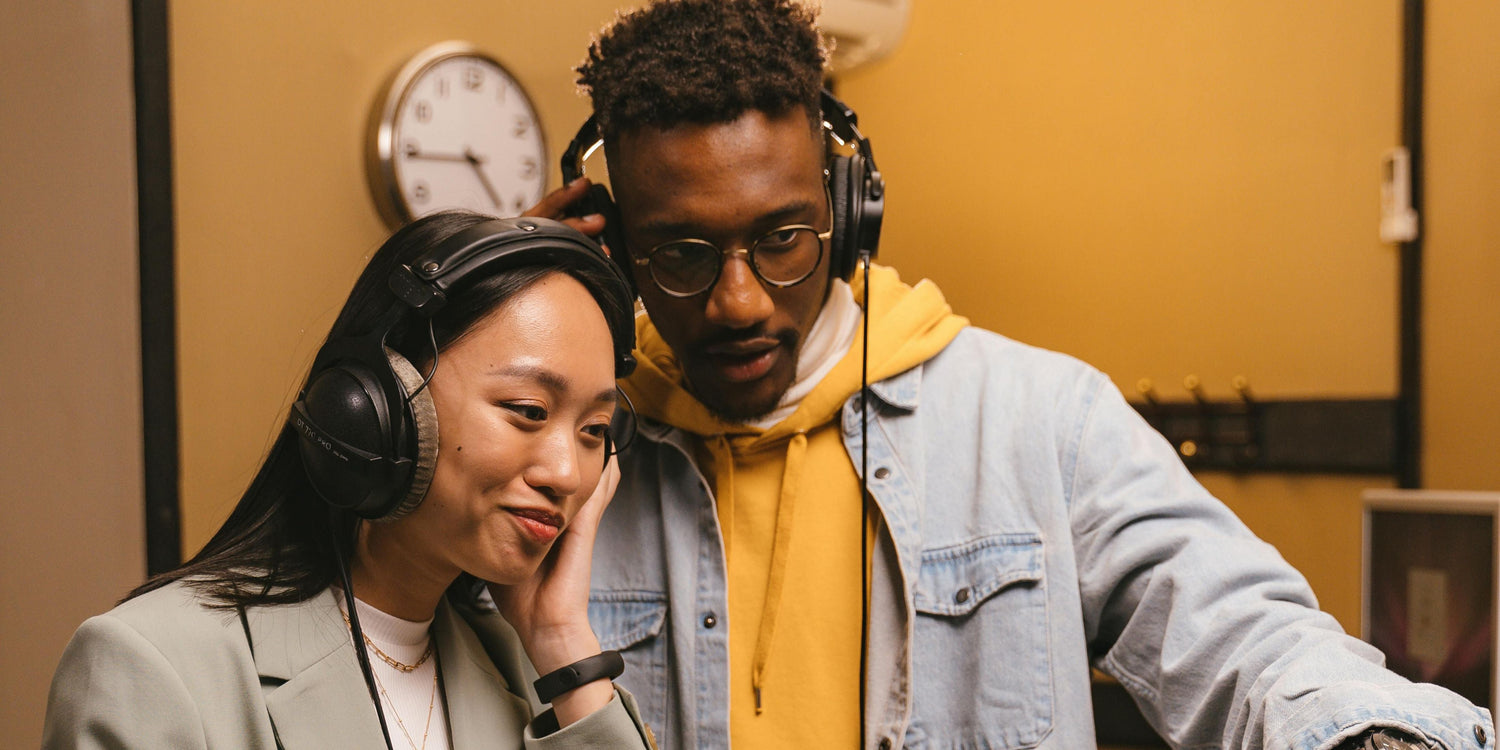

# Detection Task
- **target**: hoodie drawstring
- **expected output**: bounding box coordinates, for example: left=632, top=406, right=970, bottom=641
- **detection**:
left=750, top=430, right=807, bottom=713
left=709, top=434, right=737, bottom=561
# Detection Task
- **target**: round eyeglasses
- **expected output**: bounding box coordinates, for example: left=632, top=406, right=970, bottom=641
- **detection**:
left=633, top=224, right=832, bottom=298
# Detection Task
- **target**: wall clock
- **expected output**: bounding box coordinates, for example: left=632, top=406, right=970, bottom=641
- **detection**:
left=367, top=41, right=547, bottom=229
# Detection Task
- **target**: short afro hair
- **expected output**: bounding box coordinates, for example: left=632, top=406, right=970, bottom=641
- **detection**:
left=576, top=0, right=829, bottom=142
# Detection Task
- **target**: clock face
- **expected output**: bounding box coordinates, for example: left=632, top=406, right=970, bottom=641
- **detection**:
left=370, top=44, right=547, bottom=227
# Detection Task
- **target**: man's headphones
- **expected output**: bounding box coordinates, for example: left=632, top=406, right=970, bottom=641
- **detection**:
left=560, top=89, right=885, bottom=293
left=291, top=217, right=637, bottom=521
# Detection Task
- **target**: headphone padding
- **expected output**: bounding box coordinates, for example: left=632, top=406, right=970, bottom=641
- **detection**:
left=295, top=363, right=406, bottom=517
left=828, top=155, right=858, bottom=281
left=382, top=348, right=438, bottom=521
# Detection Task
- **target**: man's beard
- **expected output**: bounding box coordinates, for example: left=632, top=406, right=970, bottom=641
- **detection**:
left=680, top=328, right=800, bottom=422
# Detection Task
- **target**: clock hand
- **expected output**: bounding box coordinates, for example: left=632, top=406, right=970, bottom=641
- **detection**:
left=464, top=148, right=503, bottom=208
left=406, top=148, right=470, bottom=163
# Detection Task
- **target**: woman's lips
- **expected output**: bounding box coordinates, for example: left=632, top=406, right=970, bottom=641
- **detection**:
left=505, top=508, right=563, bottom=544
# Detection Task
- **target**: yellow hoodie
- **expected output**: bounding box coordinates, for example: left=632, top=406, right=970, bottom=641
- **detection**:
left=622, top=264, right=967, bottom=746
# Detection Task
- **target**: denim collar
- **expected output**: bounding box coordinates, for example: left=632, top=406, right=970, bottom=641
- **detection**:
left=632, top=360, right=924, bottom=447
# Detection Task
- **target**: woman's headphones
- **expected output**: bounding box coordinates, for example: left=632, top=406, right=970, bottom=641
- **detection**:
left=291, top=217, right=637, bottom=521
left=559, top=89, right=885, bottom=293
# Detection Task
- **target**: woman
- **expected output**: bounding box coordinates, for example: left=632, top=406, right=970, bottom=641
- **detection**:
left=43, top=211, right=652, bottom=749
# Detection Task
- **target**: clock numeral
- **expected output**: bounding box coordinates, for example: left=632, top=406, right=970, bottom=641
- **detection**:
left=403, top=139, right=421, bottom=157
left=513, top=115, right=531, bottom=139
left=435, top=77, right=450, bottom=99
left=464, top=65, right=484, bottom=91
left=513, top=194, right=527, bottom=214
left=412, top=181, right=430, bottom=204
left=415, top=100, right=433, bottom=123
left=519, top=157, right=539, bottom=179
left=495, top=80, right=508, bottom=103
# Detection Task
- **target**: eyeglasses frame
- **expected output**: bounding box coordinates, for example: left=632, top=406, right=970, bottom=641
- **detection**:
left=630, top=186, right=835, bottom=298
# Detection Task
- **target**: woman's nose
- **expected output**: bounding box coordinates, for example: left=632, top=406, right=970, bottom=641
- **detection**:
left=523, top=429, right=584, bottom=500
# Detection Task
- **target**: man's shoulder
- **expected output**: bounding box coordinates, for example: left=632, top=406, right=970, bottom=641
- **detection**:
left=916, top=326, right=1108, bottom=394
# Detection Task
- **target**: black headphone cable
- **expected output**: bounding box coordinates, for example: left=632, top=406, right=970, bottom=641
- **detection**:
left=405, top=319, right=440, bottom=405
left=858, top=248, right=873, bottom=749
left=332, top=519, right=397, bottom=750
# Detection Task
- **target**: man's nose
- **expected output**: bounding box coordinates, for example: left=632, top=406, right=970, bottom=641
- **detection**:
left=703, top=253, right=775, bottom=328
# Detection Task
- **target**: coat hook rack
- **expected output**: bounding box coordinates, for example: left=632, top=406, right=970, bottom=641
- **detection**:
left=1128, top=375, right=1396, bottom=475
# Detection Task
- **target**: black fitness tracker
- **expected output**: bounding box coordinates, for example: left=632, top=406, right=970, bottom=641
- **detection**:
left=533, top=650, right=626, bottom=704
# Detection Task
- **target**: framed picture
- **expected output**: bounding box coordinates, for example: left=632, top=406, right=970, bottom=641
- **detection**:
left=1362, top=489, right=1499, bottom=716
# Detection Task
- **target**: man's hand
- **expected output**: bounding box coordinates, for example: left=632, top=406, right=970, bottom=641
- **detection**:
left=523, top=177, right=607, bottom=241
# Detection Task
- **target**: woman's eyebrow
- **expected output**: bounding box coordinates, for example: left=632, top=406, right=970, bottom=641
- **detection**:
left=489, top=363, right=568, bottom=391
left=489, top=363, right=619, bottom=406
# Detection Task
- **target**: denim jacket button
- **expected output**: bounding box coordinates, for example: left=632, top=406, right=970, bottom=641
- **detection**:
left=954, top=587, right=970, bottom=604
left=874, top=467, right=891, bottom=479
left=703, top=613, right=718, bottom=629
left=1477, top=724, right=1488, bottom=745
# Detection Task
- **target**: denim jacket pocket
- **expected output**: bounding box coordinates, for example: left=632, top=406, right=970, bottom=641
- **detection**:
left=588, top=590, right=669, bottom=731
left=907, top=533, right=1053, bottom=749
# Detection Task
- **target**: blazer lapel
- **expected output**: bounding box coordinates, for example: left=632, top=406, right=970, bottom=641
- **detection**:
left=434, top=597, right=533, bottom=747
left=246, top=589, right=389, bottom=749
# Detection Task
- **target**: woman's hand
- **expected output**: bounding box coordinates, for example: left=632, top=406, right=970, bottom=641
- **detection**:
left=489, top=456, right=621, bottom=725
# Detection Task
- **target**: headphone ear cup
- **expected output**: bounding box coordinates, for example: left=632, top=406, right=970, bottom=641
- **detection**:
left=828, top=154, right=862, bottom=281
left=589, top=184, right=636, bottom=300
left=382, top=348, right=438, bottom=521
left=561, top=116, right=637, bottom=303
left=295, top=361, right=406, bottom=518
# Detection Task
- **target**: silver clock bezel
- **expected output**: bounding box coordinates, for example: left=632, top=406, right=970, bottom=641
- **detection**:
left=366, top=40, right=548, bottom=230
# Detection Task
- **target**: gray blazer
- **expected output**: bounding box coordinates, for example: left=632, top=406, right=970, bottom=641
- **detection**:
left=43, top=581, right=652, bottom=749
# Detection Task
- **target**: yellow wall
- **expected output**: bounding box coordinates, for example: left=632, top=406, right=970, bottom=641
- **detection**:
left=170, top=1, right=638, bottom=550
left=839, top=1, right=1500, bottom=632
left=1426, top=0, right=1500, bottom=491
left=170, top=2, right=1499, bottom=635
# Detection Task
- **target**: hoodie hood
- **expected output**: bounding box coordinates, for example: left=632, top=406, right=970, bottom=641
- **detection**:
left=622, top=263, right=968, bottom=440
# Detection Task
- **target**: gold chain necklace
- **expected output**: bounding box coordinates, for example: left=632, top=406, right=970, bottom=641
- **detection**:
left=371, top=663, right=439, bottom=750
left=340, top=609, right=434, bottom=673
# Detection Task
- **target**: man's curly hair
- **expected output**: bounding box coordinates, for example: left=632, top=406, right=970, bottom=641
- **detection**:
left=576, top=0, right=829, bottom=142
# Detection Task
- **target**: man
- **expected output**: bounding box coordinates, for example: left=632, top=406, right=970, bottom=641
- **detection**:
left=527, top=1, right=1494, bottom=748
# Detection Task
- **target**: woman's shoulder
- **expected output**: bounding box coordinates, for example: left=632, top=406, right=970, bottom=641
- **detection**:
left=44, top=582, right=296, bottom=746
left=56, top=581, right=343, bottom=704
left=106, top=578, right=240, bottom=628
left=76, top=579, right=248, bottom=660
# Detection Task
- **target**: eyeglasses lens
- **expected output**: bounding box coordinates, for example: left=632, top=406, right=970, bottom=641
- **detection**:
left=649, top=227, right=821, bottom=296
left=650, top=242, right=720, bottom=295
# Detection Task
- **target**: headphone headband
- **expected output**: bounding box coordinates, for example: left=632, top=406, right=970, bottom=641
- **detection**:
left=389, top=216, right=636, bottom=379
left=561, top=90, right=876, bottom=181
left=817, top=90, right=880, bottom=189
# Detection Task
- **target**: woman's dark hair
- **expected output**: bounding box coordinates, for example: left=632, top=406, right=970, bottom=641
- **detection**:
left=127, top=210, right=631, bottom=608
left=575, top=0, right=829, bottom=143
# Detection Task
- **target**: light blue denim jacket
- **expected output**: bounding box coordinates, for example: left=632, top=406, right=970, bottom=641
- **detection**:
left=589, top=327, right=1494, bottom=749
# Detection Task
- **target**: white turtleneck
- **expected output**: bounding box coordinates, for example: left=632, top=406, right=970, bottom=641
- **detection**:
left=349, top=595, right=452, bottom=750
